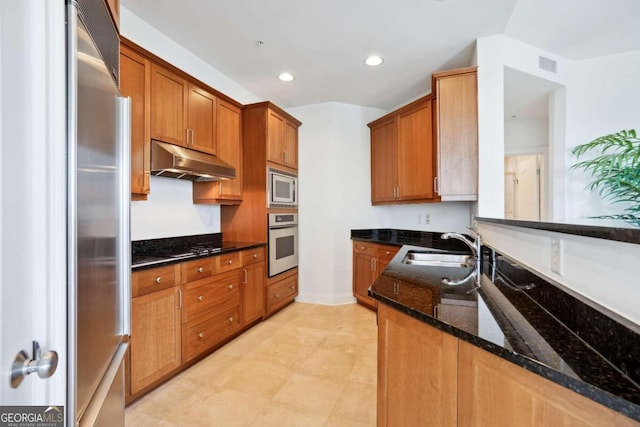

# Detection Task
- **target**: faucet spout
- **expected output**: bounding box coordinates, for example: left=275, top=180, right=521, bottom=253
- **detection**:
left=440, top=231, right=482, bottom=288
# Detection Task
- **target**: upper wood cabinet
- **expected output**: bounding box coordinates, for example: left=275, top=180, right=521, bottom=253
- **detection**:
left=266, top=108, right=299, bottom=170
left=105, top=0, right=119, bottom=31
left=433, top=67, right=478, bottom=201
left=193, top=99, right=243, bottom=204
left=150, top=63, right=217, bottom=155
left=369, top=96, right=436, bottom=205
left=120, top=44, right=150, bottom=200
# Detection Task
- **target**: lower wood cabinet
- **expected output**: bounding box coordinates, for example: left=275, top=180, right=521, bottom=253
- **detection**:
left=458, top=340, right=638, bottom=427
left=265, top=268, right=298, bottom=317
left=181, top=269, right=241, bottom=362
left=378, top=303, right=639, bottom=427
left=130, top=265, right=182, bottom=395
left=241, top=261, right=266, bottom=325
left=353, top=241, right=400, bottom=309
left=377, top=303, right=458, bottom=427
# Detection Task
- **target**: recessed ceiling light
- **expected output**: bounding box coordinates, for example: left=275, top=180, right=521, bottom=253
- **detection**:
left=364, top=55, right=384, bottom=67
left=278, top=72, right=295, bottom=82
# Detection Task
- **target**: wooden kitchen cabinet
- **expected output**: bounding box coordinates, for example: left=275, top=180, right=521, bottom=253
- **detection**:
left=432, top=67, right=478, bottom=201
left=130, top=265, right=182, bottom=395
left=105, top=0, right=119, bottom=31
left=266, top=107, right=299, bottom=170
left=181, top=269, right=241, bottom=362
left=265, top=267, right=298, bottom=317
left=352, top=241, right=400, bottom=310
left=369, top=96, right=436, bottom=205
left=377, top=303, right=458, bottom=427
left=193, top=99, right=243, bottom=203
left=150, top=63, right=217, bottom=154
left=458, top=340, right=638, bottom=426
left=240, top=248, right=266, bottom=325
left=120, top=43, right=150, bottom=200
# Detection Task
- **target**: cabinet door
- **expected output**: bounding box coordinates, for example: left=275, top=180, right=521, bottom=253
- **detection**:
left=105, top=0, right=119, bottom=31
left=130, top=287, right=181, bottom=394
left=187, top=83, right=216, bottom=154
left=458, top=341, right=638, bottom=427
left=435, top=70, right=478, bottom=200
left=371, top=118, right=398, bottom=204
left=397, top=100, right=435, bottom=201
left=120, top=45, right=150, bottom=198
left=216, top=99, right=242, bottom=199
left=282, top=120, right=298, bottom=169
left=150, top=63, right=187, bottom=146
left=353, top=252, right=377, bottom=309
left=241, top=261, right=265, bottom=324
left=377, top=304, right=458, bottom=427
left=266, top=110, right=284, bottom=165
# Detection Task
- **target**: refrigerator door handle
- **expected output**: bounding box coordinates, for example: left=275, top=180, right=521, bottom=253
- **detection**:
left=117, top=96, right=132, bottom=337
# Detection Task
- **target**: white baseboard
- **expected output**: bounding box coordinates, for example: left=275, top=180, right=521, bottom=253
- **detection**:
left=296, top=291, right=356, bottom=306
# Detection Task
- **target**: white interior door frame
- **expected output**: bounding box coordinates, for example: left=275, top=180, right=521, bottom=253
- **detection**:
left=0, top=0, right=67, bottom=409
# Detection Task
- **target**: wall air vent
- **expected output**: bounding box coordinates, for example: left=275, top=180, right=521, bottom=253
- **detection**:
left=538, top=56, right=557, bottom=73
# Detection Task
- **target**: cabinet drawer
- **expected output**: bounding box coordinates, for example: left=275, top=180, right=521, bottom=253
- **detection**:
left=377, top=245, right=400, bottom=262
left=183, top=270, right=240, bottom=323
left=267, top=275, right=297, bottom=311
left=183, top=305, right=240, bottom=361
left=241, top=247, right=265, bottom=266
left=216, top=251, right=241, bottom=273
left=181, top=258, right=214, bottom=283
left=132, top=265, right=177, bottom=297
left=353, top=241, right=376, bottom=255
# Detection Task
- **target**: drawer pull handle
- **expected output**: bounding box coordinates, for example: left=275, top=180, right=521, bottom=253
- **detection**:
left=197, top=296, right=204, bottom=302
left=197, top=267, right=204, bottom=273
left=386, top=251, right=390, bottom=255
left=290, top=286, right=295, bottom=290
left=253, top=254, right=258, bottom=259
left=198, top=332, right=204, bottom=339
left=360, top=246, right=365, bottom=250
left=228, top=317, right=234, bottom=323
left=228, top=284, right=234, bottom=290
left=274, top=294, right=280, bottom=299
left=227, top=259, right=233, bottom=265
left=155, top=277, right=162, bottom=283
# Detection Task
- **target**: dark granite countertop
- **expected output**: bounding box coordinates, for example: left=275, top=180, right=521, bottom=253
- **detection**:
left=351, top=228, right=473, bottom=252
left=131, top=233, right=265, bottom=271
left=355, top=229, right=640, bottom=422
left=476, top=217, right=640, bottom=245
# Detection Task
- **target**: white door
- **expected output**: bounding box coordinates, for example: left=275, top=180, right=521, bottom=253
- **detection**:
left=0, top=0, right=67, bottom=414
left=515, top=155, right=541, bottom=221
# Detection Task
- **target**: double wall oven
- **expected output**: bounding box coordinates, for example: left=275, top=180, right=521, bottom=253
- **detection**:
left=268, top=213, right=298, bottom=277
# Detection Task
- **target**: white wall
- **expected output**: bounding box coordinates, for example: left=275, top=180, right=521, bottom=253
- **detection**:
left=121, top=7, right=262, bottom=239
left=288, top=102, right=472, bottom=305
left=476, top=35, right=568, bottom=219
left=565, top=49, right=640, bottom=219
left=504, top=117, right=548, bottom=154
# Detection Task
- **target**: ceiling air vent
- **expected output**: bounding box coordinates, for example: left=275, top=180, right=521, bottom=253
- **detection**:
left=538, top=56, right=557, bottom=73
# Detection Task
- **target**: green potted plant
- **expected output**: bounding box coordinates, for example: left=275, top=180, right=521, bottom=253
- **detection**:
left=571, top=129, right=640, bottom=226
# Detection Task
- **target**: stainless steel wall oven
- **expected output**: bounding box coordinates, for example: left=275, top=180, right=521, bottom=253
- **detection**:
left=268, top=213, right=298, bottom=277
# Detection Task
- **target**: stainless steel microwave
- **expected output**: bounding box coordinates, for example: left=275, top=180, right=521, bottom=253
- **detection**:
left=267, top=168, right=297, bottom=208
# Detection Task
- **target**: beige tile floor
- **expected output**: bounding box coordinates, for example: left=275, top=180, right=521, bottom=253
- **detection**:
left=125, top=302, right=377, bottom=427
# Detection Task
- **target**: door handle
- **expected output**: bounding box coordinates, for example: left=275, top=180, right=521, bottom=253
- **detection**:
left=11, top=341, right=58, bottom=388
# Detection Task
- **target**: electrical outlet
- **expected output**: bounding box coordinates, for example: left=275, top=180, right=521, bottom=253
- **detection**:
left=424, top=213, right=431, bottom=224
left=550, top=238, right=563, bottom=275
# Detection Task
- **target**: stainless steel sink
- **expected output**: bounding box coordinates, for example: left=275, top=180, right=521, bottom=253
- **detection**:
left=402, top=251, right=474, bottom=268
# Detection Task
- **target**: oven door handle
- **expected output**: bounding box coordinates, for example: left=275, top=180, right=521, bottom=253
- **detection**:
left=268, top=225, right=298, bottom=230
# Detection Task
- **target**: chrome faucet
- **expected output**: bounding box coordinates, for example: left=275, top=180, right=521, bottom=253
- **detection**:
left=440, top=228, right=482, bottom=287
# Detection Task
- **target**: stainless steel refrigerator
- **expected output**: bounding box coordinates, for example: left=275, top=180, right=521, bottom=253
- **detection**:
left=67, top=0, right=130, bottom=425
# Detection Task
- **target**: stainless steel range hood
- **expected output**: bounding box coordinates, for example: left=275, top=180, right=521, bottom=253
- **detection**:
left=150, top=140, right=235, bottom=181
